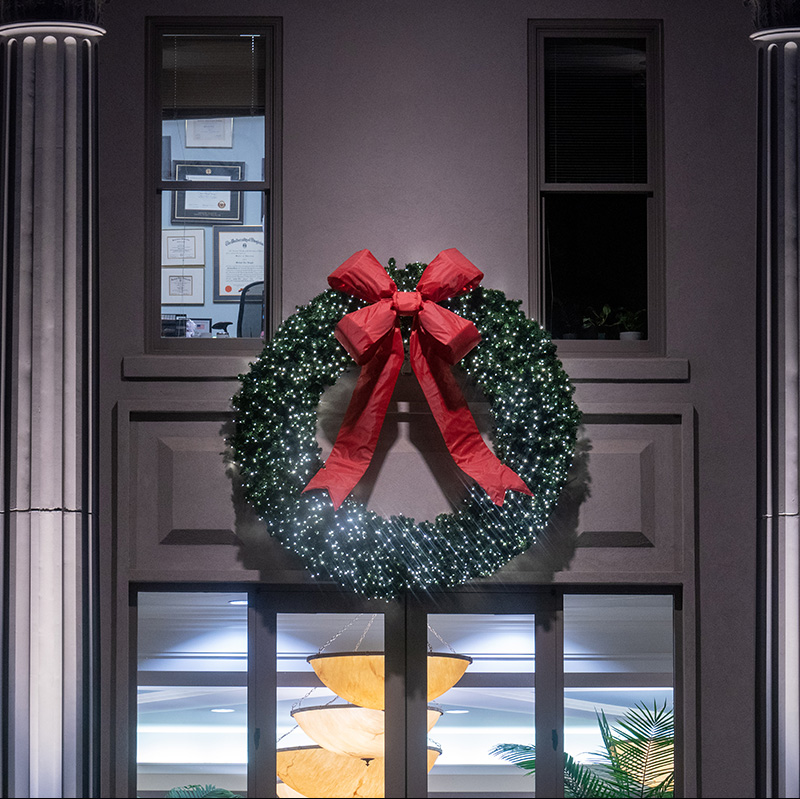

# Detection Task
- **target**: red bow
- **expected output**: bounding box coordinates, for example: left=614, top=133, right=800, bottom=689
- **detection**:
left=303, top=248, right=532, bottom=510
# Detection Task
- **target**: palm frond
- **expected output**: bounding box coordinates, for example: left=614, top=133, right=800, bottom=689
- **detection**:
left=490, top=701, right=674, bottom=799
left=165, top=785, right=242, bottom=798
left=563, top=753, right=620, bottom=798
left=488, top=742, right=536, bottom=773
left=597, top=701, right=674, bottom=798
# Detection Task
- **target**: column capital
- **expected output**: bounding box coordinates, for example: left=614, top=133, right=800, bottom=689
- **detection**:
left=751, top=27, right=800, bottom=46
left=0, top=20, right=104, bottom=39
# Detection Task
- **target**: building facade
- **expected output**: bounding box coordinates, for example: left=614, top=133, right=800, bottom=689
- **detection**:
left=2, top=0, right=791, bottom=797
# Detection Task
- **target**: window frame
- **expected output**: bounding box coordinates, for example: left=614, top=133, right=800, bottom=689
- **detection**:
left=145, top=17, right=282, bottom=354
left=130, top=584, right=681, bottom=799
left=528, top=19, right=665, bottom=357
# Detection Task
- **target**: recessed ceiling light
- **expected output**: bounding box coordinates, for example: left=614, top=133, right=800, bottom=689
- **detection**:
left=445, top=709, right=469, bottom=714
left=211, top=708, right=235, bottom=713
left=228, top=599, right=248, bottom=606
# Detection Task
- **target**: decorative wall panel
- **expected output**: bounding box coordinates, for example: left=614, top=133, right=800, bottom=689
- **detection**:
left=116, top=401, right=304, bottom=579
left=497, top=404, right=694, bottom=582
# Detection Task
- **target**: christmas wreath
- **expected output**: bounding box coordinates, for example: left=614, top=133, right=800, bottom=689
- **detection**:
left=230, top=251, right=580, bottom=599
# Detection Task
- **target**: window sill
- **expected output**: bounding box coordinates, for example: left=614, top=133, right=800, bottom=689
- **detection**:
left=122, top=354, right=260, bottom=380
left=122, top=353, right=689, bottom=384
left=560, top=357, right=688, bottom=383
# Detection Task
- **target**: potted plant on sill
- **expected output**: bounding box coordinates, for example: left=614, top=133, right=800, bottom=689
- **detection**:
left=613, top=307, right=646, bottom=341
left=582, top=304, right=614, bottom=339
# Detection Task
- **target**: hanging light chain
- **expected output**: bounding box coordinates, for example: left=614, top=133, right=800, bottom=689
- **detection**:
left=317, top=613, right=364, bottom=653
left=354, top=614, right=377, bottom=651
left=427, top=622, right=456, bottom=654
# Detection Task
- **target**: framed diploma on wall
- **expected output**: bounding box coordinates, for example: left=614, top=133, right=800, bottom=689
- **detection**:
left=213, top=225, right=265, bottom=302
left=171, top=161, right=245, bottom=225
left=161, top=228, right=205, bottom=266
left=185, top=118, right=234, bottom=148
left=161, top=267, right=205, bottom=305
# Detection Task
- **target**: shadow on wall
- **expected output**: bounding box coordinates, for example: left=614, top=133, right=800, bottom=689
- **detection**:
left=220, top=403, right=592, bottom=585
left=489, top=430, right=592, bottom=582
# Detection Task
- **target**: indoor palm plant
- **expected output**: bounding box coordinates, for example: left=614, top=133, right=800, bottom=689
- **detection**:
left=490, top=701, right=674, bottom=799
left=164, top=785, right=242, bottom=798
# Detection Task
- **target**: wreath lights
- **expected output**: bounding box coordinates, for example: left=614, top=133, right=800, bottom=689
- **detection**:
left=231, top=257, right=581, bottom=599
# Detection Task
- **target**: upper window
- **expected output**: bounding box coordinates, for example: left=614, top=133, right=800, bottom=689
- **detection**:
left=148, top=19, right=281, bottom=349
left=529, top=21, right=663, bottom=355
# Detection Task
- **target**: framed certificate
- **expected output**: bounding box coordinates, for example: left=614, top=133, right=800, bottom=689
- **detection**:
left=161, top=267, right=205, bottom=305
left=213, top=225, right=265, bottom=302
left=185, top=118, right=234, bottom=148
left=161, top=228, right=205, bottom=266
left=171, top=161, right=245, bottom=225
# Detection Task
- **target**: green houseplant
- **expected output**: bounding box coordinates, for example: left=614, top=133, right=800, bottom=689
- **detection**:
left=582, top=304, right=614, bottom=339
left=164, top=785, right=242, bottom=798
left=490, top=701, right=674, bottom=799
left=613, top=307, right=646, bottom=340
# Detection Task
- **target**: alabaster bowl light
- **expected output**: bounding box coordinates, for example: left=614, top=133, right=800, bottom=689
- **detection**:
left=276, top=781, right=305, bottom=798
left=307, top=651, right=472, bottom=710
left=276, top=743, right=442, bottom=799
left=290, top=702, right=443, bottom=758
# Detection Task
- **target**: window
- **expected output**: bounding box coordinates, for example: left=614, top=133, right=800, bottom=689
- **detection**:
left=530, top=20, right=663, bottom=354
left=135, top=591, right=249, bottom=797
left=133, top=588, right=677, bottom=798
left=147, top=19, right=281, bottom=349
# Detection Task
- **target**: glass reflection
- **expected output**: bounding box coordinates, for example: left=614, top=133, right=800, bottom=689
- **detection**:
left=563, top=594, right=674, bottom=790
left=136, top=592, right=248, bottom=797
left=159, top=192, right=266, bottom=339
left=427, top=614, right=535, bottom=798
left=276, top=613, right=385, bottom=798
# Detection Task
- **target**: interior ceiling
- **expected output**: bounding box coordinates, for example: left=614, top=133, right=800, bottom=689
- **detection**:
left=136, top=592, right=674, bottom=740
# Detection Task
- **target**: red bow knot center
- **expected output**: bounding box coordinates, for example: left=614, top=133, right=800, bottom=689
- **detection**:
left=392, top=290, right=423, bottom=316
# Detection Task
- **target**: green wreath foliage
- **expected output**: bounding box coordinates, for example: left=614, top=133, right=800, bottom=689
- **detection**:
left=230, top=260, right=581, bottom=599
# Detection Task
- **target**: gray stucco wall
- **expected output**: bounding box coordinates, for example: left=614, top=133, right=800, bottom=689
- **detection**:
left=97, top=1, right=758, bottom=796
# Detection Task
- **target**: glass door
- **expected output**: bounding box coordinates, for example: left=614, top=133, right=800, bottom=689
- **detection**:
left=562, top=594, right=675, bottom=795
left=132, top=588, right=678, bottom=798
left=426, top=613, right=536, bottom=797
left=135, top=590, right=248, bottom=798
left=275, top=611, right=386, bottom=798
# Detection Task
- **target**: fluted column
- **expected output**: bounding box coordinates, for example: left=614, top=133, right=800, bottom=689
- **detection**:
left=753, top=27, right=800, bottom=799
left=0, top=22, right=102, bottom=798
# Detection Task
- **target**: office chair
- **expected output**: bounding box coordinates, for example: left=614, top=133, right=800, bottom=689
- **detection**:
left=237, top=280, right=265, bottom=338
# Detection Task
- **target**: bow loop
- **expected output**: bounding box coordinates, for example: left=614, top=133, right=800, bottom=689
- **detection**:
left=328, top=249, right=396, bottom=302
left=416, top=247, right=484, bottom=303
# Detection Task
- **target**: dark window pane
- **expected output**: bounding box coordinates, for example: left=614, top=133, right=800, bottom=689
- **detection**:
left=544, top=38, right=647, bottom=183
left=543, top=194, right=648, bottom=339
left=161, top=34, right=267, bottom=118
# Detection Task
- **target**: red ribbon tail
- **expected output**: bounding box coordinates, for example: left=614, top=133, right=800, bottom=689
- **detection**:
left=410, top=332, right=532, bottom=506
left=303, top=330, right=404, bottom=509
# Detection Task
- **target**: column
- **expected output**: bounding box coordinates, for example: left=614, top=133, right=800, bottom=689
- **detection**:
left=753, top=27, right=800, bottom=799
left=0, top=21, right=102, bottom=798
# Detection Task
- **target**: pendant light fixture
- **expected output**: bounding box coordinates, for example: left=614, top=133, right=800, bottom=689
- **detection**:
left=276, top=743, right=442, bottom=799
left=290, top=702, right=443, bottom=759
left=306, top=651, right=472, bottom=710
